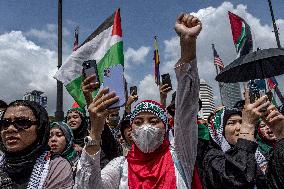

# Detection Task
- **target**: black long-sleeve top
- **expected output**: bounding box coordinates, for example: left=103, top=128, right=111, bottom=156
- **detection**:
left=203, top=138, right=258, bottom=189
left=266, top=138, right=284, bottom=189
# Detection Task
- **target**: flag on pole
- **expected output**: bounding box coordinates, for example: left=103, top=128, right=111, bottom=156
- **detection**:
left=228, top=11, right=253, bottom=57
left=212, top=44, right=224, bottom=70
left=267, top=77, right=278, bottom=90
left=72, top=26, right=80, bottom=108
left=54, top=9, right=124, bottom=107
left=153, top=36, right=160, bottom=85
left=72, top=26, right=79, bottom=52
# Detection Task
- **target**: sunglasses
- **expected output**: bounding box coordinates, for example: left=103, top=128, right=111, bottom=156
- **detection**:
left=0, top=119, right=38, bottom=130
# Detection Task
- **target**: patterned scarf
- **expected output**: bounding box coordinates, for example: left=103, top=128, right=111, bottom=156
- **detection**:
left=208, top=107, right=267, bottom=168
left=0, top=151, right=50, bottom=189
left=0, top=100, right=51, bottom=188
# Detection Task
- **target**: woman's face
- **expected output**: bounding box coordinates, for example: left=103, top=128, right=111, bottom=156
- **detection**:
left=132, top=112, right=165, bottom=131
left=259, top=121, right=277, bottom=141
left=1, top=106, right=38, bottom=152
left=67, top=111, right=82, bottom=130
left=123, top=126, right=133, bottom=145
left=224, top=114, right=242, bottom=145
left=48, top=127, right=67, bottom=154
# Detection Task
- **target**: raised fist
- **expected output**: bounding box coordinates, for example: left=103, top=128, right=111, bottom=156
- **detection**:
left=175, top=13, right=202, bottom=42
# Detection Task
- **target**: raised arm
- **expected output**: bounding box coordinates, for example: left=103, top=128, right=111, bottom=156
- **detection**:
left=173, top=13, right=201, bottom=186
left=75, top=87, right=121, bottom=189
left=264, top=104, right=284, bottom=188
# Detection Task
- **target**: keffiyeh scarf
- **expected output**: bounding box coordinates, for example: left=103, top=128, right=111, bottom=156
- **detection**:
left=208, top=107, right=267, bottom=168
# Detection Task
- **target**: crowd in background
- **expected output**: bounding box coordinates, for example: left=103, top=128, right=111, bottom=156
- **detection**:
left=0, top=13, right=283, bottom=189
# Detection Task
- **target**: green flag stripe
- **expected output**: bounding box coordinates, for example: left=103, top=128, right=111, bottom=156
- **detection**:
left=235, top=23, right=246, bottom=52
left=66, top=41, right=124, bottom=107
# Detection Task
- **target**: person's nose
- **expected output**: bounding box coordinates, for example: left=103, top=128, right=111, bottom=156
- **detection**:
left=235, top=122, right=241, bottom=132
left=50, top=135, right=57, bottom=143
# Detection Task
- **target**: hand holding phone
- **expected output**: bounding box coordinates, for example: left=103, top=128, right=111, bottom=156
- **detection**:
left=103, top=64, right=126, bottom=109
left=130, top=86, right=138, bottom=96
left=82, top=60, right=100, bottom=84
left=161, top=73, right=172, bottom=90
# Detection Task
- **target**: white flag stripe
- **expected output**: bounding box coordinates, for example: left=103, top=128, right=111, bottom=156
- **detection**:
left=54, top=26, right=122, bottom=85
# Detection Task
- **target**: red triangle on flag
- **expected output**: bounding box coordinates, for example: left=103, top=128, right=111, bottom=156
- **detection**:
left=72, top=101, right=80, bottom=108
left=112, top=9, right=122, bottom=37
left=228, top=11, right=243, bottom=45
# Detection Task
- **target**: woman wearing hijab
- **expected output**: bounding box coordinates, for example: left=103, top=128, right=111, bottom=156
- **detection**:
left=0, top=100, right=73, bottom=188
left=66, top=107, right=89, bottom=150
left=256, top=120, right=277, bottom=156
left=75, top=13, right=201, bottom=189
left=204, top=93, right=271, bottom=189
left=49, top=122, right=80, bottom=170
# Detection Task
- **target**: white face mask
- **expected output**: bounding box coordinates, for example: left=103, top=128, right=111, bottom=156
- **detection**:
left=132, top=123, right=165, bottom=153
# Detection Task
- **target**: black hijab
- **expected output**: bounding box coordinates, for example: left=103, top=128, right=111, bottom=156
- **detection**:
left=65, top=109, right=88, bottom=147
left=0, top=100, right=50, bottom=186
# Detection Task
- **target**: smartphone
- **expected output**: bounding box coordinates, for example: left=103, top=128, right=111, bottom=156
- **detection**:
left=248, top=80, right=272, bottom=112
left=103, top=64, right=126, bottom=109
left=82, top=60, right=100, bottom=84
left=130, top=86, right=138, bottom=96
left=161, top=73, right=172, bottom=89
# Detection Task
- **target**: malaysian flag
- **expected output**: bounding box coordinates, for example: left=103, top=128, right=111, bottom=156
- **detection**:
left=153, top=36, right=160, bottom=85
left=73, top=26, right=79, bottom=52
left=212, top=44, right=224, bottom=70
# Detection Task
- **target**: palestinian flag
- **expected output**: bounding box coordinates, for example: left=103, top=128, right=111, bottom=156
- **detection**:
left=267, top=77, right=278, bottom=90
left=228, top=11, right=253, bottom=57
left=54, top=9, right=123, bottom=107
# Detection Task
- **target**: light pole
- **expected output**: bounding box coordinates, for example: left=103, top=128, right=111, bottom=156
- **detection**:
left=55, top=0, right=64, bottom=121
left=267, top=0, right=284, bottom=104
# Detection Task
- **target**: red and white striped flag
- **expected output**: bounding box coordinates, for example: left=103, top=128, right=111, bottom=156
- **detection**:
left=212, top=44, right=224, bottom=69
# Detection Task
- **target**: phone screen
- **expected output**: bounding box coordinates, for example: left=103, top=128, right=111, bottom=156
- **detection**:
left=82, top=60, right=100, bottom=84
left=103, top=64, right=126, bottom=109
left=161, top=73, right=172, bottom=89
left=248, top=80, right=269, bottom=104
left=130, top=86, right=137, bottom=96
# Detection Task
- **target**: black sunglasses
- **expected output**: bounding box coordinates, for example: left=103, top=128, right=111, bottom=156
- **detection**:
left=0, top=119, right=38, bottom=130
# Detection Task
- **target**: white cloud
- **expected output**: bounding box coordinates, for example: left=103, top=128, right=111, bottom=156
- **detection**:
left=157, top=2, right=284, bottom=106
left=137, top=74, right=160, bottom=101
left=124, top=46, right=150, bottom=68
left=0, top=31, right=74, bottom=114
left=25, top=24, right=71, bottom=54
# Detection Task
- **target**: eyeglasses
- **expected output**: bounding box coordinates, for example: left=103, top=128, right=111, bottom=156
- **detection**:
left=0, top=119, right=38, bottom=130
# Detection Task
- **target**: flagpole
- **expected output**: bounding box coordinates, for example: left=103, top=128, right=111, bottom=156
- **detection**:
left=267, top=0, right=281, bottom=48
left=212, top=44, right=224, bottom=106
left=55, top=0, right=64, bottom=121
left=267, top=0, right=284, bottom=104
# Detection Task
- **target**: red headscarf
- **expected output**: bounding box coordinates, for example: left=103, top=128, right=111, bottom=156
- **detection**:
left=127, top=100, right=176, bottom=189
left=127, top=139, right=176, bottom=189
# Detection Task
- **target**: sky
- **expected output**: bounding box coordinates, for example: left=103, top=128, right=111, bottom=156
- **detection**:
left=0, top=0, right=284, bottom=115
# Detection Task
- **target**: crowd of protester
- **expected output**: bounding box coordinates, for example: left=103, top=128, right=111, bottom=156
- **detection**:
left=0, top=13, right=283, bottom=189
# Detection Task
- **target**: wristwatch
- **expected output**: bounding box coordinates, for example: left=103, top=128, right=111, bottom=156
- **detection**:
left=84, top=136, right=101, bottom=147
